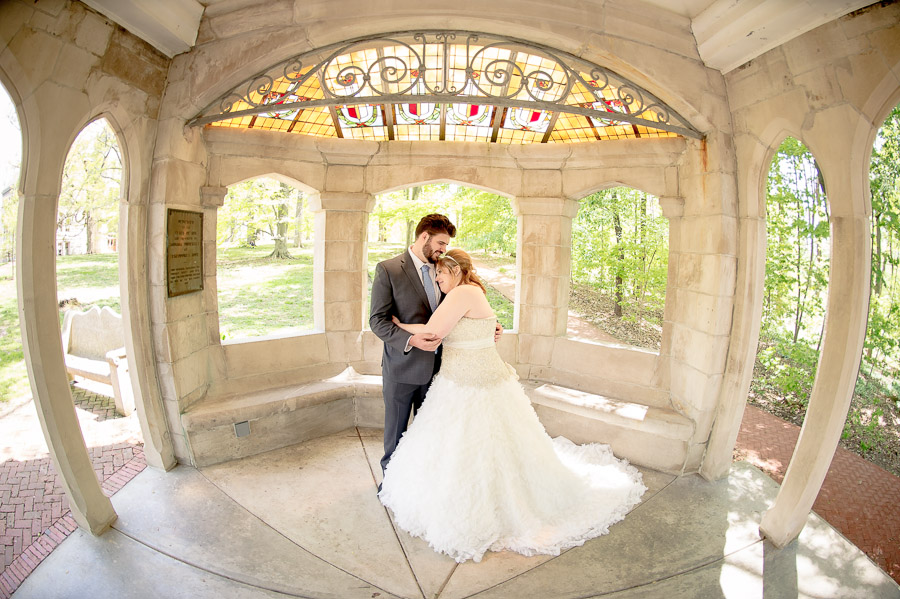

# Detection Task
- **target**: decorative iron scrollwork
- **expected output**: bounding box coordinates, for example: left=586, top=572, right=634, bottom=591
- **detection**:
left=191, top=30, right=701, bottom=140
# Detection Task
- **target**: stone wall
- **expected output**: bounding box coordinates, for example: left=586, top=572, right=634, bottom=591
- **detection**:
left=702, top=1, right=900, bottom=481
left=150, top=0, right=736, bottom=467
left=0, top=0, right=176, bottom=532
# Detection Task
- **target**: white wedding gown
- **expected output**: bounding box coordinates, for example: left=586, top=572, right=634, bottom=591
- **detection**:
left=378, top=316, right=647, bottom=563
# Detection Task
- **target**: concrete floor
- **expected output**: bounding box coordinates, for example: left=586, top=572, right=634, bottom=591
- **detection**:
left=12, top=428, right=900, bottom=599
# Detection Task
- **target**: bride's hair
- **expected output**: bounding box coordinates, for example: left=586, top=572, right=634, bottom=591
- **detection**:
left=438, top=249, right=486, bottom=293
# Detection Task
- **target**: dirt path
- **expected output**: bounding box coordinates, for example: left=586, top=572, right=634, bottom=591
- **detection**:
left=472, top=259, right=620, bottom=344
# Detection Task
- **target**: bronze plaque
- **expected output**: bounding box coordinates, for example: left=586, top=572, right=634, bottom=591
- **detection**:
left=166, top=209, right=204, bottom=297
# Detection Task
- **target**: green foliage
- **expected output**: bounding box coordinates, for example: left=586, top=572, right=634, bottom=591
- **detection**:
left=571, top=187, right=668, bottom=326
left=217, top=177, right=311, bottom=251
left=754, top=335, right=818, bottom=409
left=453, top=188, right=517, bottom=256
left=0, top=288, right=29, bottom=404
left=763, top=137, right=830, bottom=345
left=369, top=184, right=516, bottom=255
left=484, top=283, right=514, bottom=331
left=0, top=183, right=15, bottom=263
left=754, top=127, right=900, bottom=474
left=865, top=104, right=900, bottom=379
left=57, top=119, right=122, bottom=253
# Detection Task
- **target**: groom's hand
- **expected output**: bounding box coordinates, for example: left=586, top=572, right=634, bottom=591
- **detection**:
left=409, top=332, right=442, bottom=352
left=494, top=322, right=503, bottom=343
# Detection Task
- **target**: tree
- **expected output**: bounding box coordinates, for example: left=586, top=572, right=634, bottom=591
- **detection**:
left=370, top=185, right=449, bottom=244
left=866, top=105, right=900, bottom=372
left=217, top=177, right=309, bottom=259
left=453, top=187, right=516, bottom=256
left=764, top=137, right=830, bottom=347
left=267, top=182, right=294, bottom=259
left=58, top=120, right=121, bottom=254
left=571, top=186, right=669, bottom=324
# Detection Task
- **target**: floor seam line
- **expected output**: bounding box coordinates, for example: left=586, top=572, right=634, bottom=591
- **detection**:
left=460, top=476, right=698, bottom=598
left=181, top=465, right=401, bottom=598
left=357, top=427, right=427, bottom=599
left=109, top=526, right=320, bottom=599
left=571, top=539, right=766, bottom=598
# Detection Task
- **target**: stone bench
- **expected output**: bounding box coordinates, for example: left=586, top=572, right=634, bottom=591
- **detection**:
left=182, top=368, right=384, bottom=467
left=523, top=382, right=695, bottom=474
left=61, top=306, right=135, bottom=416
left=182, top=368, right=694, bottom=474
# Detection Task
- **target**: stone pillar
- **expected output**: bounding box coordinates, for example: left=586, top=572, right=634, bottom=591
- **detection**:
left=515, top=196, right=578, bottom=370
left=759, top=215, right=870, bottom=546
left=310, top=190, right=373, bottom=361
left=146, top=143, right=211, bottom=461
left=201, top=186, right=226, bottom=343
left=120, top=199, right=177, bottom=471
left=18, top=193, right=117, bottom=534
left=699, top=215, right=765, bottom=480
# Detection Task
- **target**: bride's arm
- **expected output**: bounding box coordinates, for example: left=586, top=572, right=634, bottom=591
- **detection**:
left=391, top=317, right=426, bottom=335
left=391, top=287, right=473, bottom=338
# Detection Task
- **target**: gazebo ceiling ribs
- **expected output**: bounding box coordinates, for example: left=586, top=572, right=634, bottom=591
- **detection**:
left=190, top=31, right=703, bottom=143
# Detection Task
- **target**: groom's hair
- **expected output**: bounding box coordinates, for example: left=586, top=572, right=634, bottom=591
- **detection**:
left=415, top=213, right=457, bottom=238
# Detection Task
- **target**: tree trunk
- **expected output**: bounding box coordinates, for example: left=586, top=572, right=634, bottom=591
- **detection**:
left=84, top=211, right=93, bottom=254
left=613, top=202, right=624, bottom=319
left=293, top=195, right=304, bottom=248
left=404, top=186, right=422, bottom=246
left=269, top=199, right=293, bottom=259
left=874, top=212, right=883, bottom=297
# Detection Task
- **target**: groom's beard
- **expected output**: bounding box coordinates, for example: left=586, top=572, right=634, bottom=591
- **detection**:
left=423, top=240, right=442, bottom=263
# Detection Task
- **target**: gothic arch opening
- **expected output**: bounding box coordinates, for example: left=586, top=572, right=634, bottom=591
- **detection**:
left=568, top=186, right=669, bottom=351
left=751, top=136, right=831, bottom=426
left=216, top=176, right=316, bottom=341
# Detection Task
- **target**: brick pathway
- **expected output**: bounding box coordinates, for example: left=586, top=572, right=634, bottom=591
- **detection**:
left=0, top=385, right=146, bottom=599
left=734, top=404, right=900, bottom=585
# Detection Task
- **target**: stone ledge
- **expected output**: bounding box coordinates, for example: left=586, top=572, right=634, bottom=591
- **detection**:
left=182, top=370, right=695, bottom=472
left=181, top=368, right=383, bottom=467
left=525, top=382, right=695, bottom=474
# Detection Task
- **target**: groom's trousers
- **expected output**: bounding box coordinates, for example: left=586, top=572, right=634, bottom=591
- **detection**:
left=381, top=377, right=432, bottom=474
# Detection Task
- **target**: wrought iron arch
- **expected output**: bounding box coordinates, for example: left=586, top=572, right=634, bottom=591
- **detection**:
left=190, top=31, right=702, bottom=143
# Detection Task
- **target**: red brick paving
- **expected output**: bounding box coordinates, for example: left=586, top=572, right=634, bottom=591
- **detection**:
left=0, top=386, right=146, bottom=599
left=734, top=404, right=900, bottom=585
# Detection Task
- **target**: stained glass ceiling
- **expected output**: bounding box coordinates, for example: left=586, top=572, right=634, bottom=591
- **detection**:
left=190, top=31, right=701, bottom=144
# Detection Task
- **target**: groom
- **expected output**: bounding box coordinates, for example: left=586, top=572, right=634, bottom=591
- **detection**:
left=370, top=214, right=455, bottom=479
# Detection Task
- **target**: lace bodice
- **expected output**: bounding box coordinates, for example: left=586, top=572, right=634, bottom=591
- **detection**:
left=439, top=317, right=513, bottom=385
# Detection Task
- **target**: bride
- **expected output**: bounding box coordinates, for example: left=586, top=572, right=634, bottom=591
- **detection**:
left=378, top=248, right=647, bottom=563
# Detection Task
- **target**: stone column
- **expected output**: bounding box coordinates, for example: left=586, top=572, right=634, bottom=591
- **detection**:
left=18, top=192, right=117, bottom=534
left=120, top=199, right=177, bottom=471
left=310, top=190, right=373, bottom=362
left=515, top=196, right=578, bottom=371
left=201, top=186, right=227, bottom=343
left=759, top=214, right=870, bottom=546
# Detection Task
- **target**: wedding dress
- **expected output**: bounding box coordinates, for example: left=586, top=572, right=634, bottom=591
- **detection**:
left=378, top=316, right=647, bottom=563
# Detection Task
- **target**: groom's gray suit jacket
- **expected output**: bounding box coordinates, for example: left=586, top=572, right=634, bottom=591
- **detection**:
left=369, top=250, right=443, bottom=384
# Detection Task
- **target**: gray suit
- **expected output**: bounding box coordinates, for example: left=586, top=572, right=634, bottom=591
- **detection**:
left=369, top=250, right=443, bottom=473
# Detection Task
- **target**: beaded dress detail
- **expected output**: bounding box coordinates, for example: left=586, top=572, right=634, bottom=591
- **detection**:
left=379, top=317, right=646, bottom=563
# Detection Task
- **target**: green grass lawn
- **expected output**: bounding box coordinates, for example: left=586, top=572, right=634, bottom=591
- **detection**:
left=216, top=245, right=316, bottom=340
left=1, top=254, right=123, bottom=406
left=0, top=244, right=514, bottom=405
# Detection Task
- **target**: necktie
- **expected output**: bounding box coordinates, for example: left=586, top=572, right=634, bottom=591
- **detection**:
left=421, top=264, right=438, bottom=311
